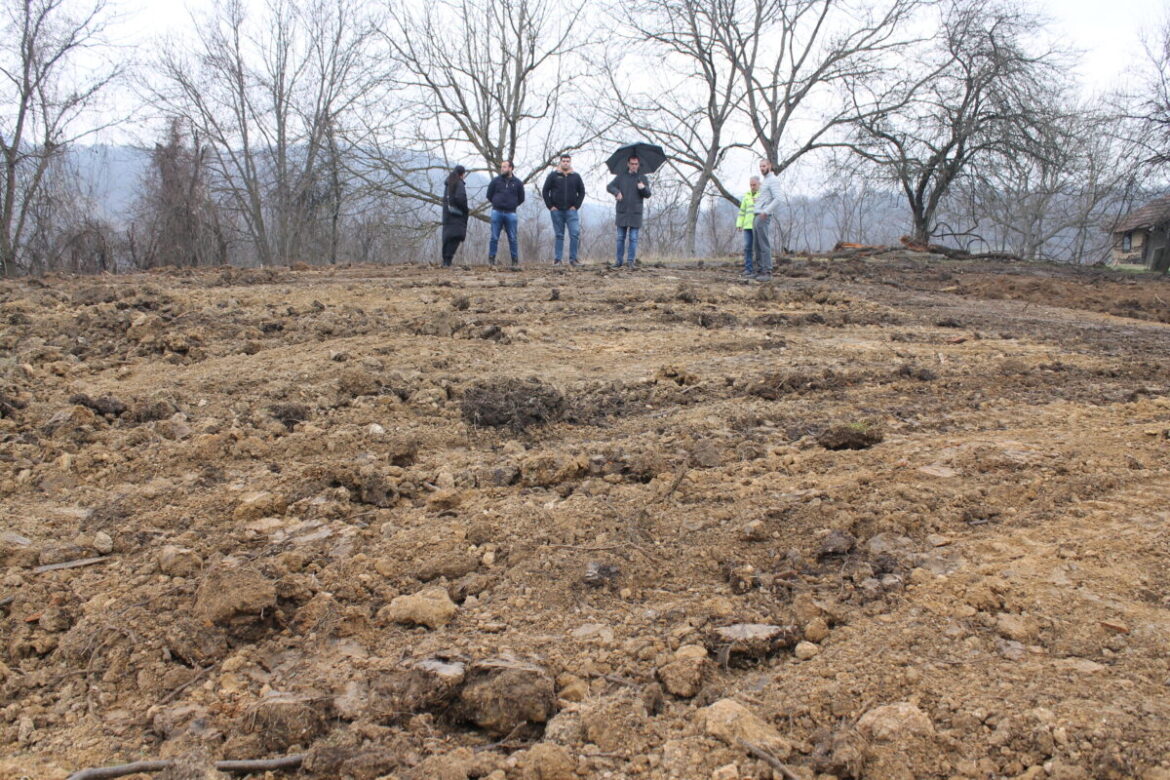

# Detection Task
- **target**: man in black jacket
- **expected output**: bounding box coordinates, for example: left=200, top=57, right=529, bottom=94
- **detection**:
left=541, top=154, right=586, bottom=266
left=486, top=160, right=525, bottom=266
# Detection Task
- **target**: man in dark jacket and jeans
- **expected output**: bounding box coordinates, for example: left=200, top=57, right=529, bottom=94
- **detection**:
left=542, top=154, right=586, bottom=266
left=486, top=160, right=525, bottom=266
left=606, top=155, right=651, bottom=268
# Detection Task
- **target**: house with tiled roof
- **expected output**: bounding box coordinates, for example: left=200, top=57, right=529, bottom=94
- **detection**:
left=1111, top=195, right=1170, bottom=270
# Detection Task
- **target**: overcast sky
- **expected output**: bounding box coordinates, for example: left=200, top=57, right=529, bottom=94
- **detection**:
left=120, top=0, right=1165, bottom=93
left=1040, top=0, right=1166, bottom=93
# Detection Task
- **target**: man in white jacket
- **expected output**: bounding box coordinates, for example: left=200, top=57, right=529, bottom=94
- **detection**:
left=752, top=159, right=783, bottom=282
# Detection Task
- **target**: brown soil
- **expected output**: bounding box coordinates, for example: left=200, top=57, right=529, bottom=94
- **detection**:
left=2, top=258, right=1170, bottom=780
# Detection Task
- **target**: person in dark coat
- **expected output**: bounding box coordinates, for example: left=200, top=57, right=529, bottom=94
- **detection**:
left=542, top=154, right=586, bottom=266
left=440, top=165, right=469, bottom=267
left=486, top=160, right=525, bottom=266
left=605, top=155, right=652, bottom=268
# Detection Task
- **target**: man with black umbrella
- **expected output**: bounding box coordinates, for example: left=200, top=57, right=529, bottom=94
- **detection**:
left=606, top=155, right=652, bottom=268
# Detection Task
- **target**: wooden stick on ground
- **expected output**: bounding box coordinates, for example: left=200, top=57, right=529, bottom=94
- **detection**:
left=736, top=739, right=802, bottom=780
left=66, top=753, right=306, bottom=780
left=33, top=557, right=110, bottom=574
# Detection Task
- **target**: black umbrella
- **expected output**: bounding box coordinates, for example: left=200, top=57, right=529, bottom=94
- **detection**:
left=606, top=142, right=667, bottom=174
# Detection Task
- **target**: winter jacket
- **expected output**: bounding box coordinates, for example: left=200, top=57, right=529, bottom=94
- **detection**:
left=487, top=174, right=526, bottom=213
left=606, top=171, right=652, bottom=229
left=753, top=172, right=783, bottom=217
left=736, top=191, right=758, bottom=229
left=441, top=179, right=469, bottom=242
left=542, top=170, right=586, bottom=211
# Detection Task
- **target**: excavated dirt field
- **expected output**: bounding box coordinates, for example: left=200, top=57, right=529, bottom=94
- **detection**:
left=2, top=256, right=1170, bottom=780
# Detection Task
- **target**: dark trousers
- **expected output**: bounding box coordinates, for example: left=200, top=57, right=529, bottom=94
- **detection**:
left=441, top=236, right=464, bottom=266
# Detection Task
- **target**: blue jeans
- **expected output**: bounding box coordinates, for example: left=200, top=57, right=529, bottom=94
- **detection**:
left=615, top=226, right=639, bottom=266
left=549, top=209, right=580, bottom=263
left=742, top=229, right=755, bottom=273
left=753, top=214, right=772, bottom=275
left=490, top=210, right=519, bottom=261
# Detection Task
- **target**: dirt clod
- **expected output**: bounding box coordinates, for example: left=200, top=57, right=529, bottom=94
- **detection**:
left=460, top=377, right=565, bottom=431
left=455, top=658, right=557, bottom=735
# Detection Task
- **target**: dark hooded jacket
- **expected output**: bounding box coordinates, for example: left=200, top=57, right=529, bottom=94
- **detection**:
left=542, top=170, right=586, bottom=211
left=441, top=177, right=469, bottom=242
left=606, top=171, right=652, bottom=228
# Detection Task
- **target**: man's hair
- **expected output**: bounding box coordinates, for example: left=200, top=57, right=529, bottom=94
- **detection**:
left=628, top=155, right=639, bottom=162
left=560, top=154, right=572, bottom=160
left=502, top=160, right=514, bottom=168
left=749, top=176, right=760, bottom=183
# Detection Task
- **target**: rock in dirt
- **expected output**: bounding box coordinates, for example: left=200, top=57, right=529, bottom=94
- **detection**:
left=741, top=519, right=767, bottom=541
left=582, top=690, right=652, bottom=752
left=304, top=745, right=400, bottom=780
left=373, top=657, right=468, bottom=721
left=657, top=644, right=709, bottom=698
left=164, top=617, right=228, bottom=666
left=857, top=702, right=935, bottom=741
left=804, top=617, right=830, bottom=643
left=583, top=561, right=620, bottom=587
left=232, top=490, right=286, bottom=521
left=794, top=640, right=820, bottom=660
left=996, top=613, right=1040, bottom=643
left=701, top=698, right=793, bottom=759
left=194, top=565, right=276, bottom=635
left=515, top=743, right=576, bottom=780
left=455, top=658, right=557, bottom=735
left=38, top=544, right=88, bottom=566
left=93, top=531, right=114, bottom=555
left=413, top=551, right=479, bottom=582
left=158, top=545, right=202, bottom=577
left=244, top=693, right=329, bottom=751
left=817, top=424, right=883, bottom=450
left=817, top=529, right=857, bottom=558
left=708, top=623, right=800, bottom=663
left=544, top=710, right=585, bottom=745
left=379, top=586, right=458, bottom=629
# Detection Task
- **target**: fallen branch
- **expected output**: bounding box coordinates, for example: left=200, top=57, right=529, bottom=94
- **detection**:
left=214, top=755, right=307, bottom=773
left=66, top=753, right=306, bottom=780
left=736, top=739, right=801, bottom=780
left=0, top=594, right=13, bottom=608
left=67, top=761, right=173, bottom=780
left=33, top=557, right=110, bottom=574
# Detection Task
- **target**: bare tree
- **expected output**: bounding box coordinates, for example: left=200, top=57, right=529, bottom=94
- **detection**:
left=724, top=0, right=927, bottom=173
left=952, top=107, right=1142, bottom=262
left=0, top=0, right=120, bottom=276
left=128, top=118, right=228, bottom=269
left=1138, top=18, right=1170, bottom=167
left=848, top=0, right=1066, bottom=245
left=370, top=0, right=603, bottom=219
left=151, top=0, right=383, bottom=266
left=605, top=0, right=745, bottom=255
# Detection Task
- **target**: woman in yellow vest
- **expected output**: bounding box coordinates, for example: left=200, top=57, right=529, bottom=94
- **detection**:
left=736, top=176, right=761, bottom=276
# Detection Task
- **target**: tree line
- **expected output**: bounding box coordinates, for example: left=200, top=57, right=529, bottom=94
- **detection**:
left=1, top=0, right=1168, bottom=276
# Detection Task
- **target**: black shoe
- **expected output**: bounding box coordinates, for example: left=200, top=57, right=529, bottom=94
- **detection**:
left=488, top=256, right=497, bottom=266
left=569, top=260, right=580, bottom=267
